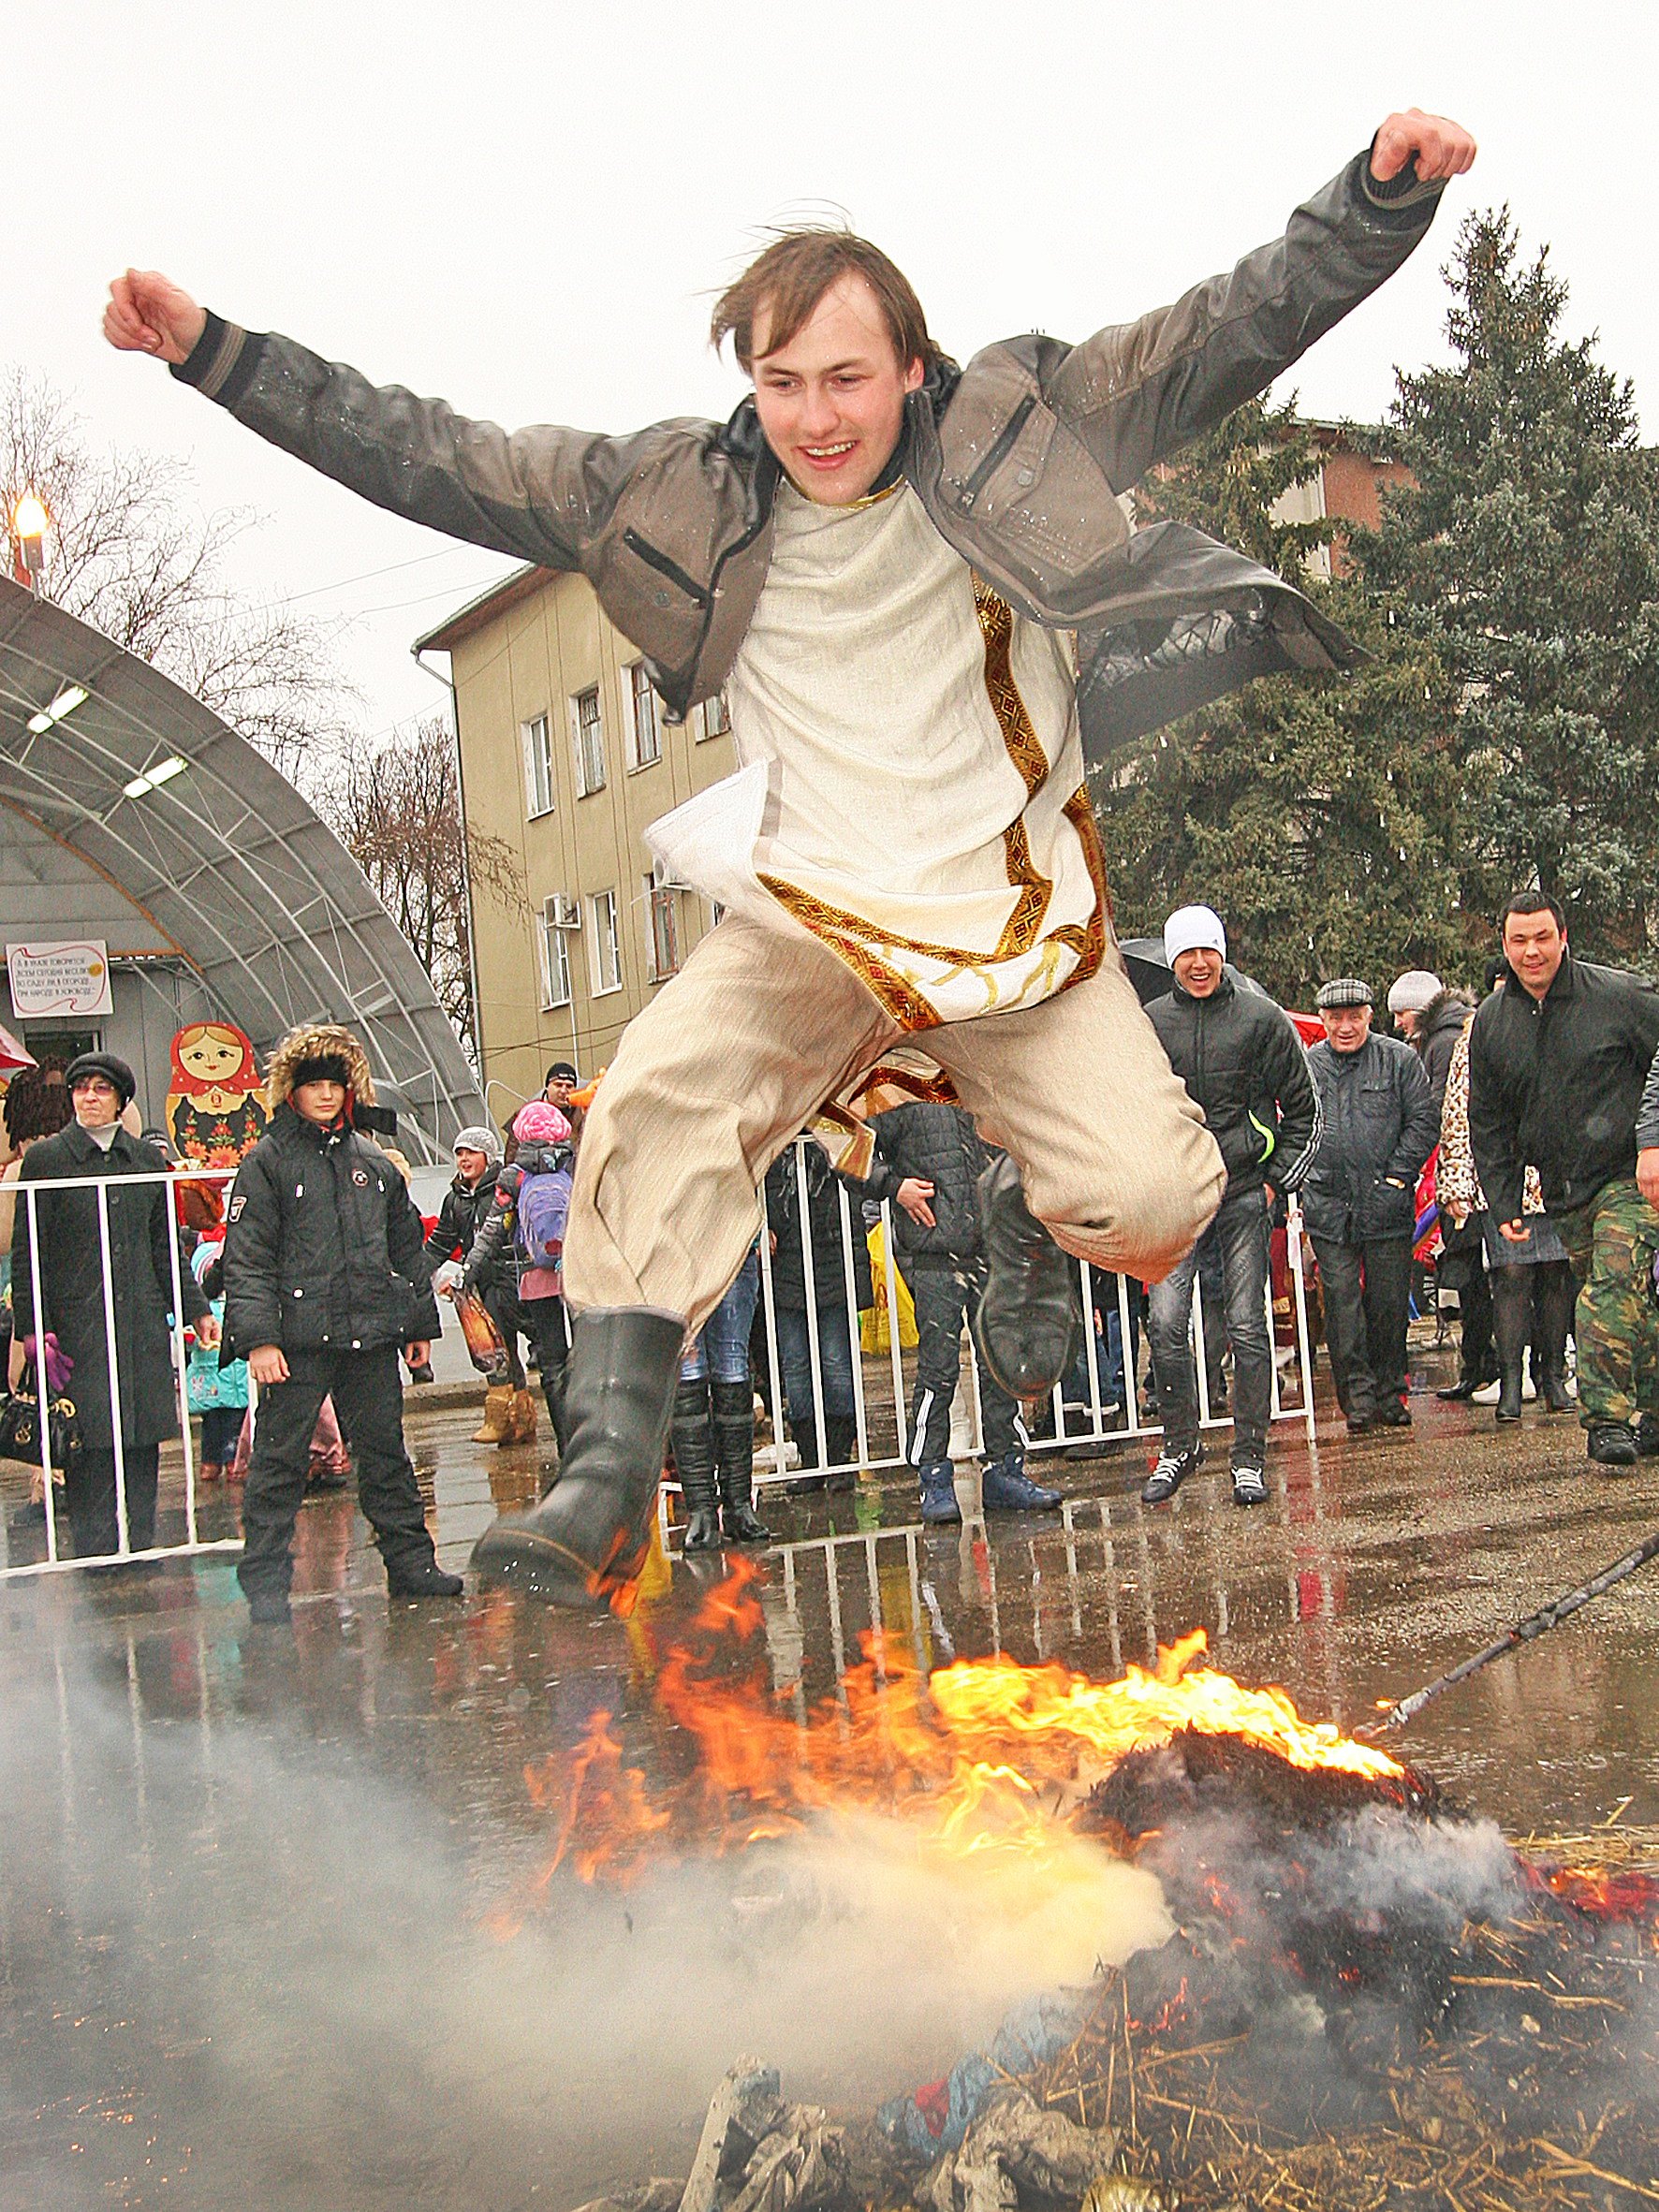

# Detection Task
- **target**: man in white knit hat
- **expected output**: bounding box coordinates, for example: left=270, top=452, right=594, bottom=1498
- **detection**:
left=1143, top=907, right=1322, bottom=1503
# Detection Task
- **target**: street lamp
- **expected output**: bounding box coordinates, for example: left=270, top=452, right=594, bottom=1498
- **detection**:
left=10, top=493, right=48, bottom=593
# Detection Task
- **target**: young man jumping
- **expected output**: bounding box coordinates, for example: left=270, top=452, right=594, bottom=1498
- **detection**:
left=106, top=108, right=1474, bottom=1609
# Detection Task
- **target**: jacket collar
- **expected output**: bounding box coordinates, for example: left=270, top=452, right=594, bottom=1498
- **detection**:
left=1171, top=969, right=1236, bottom=1008
left=1503, top=949, right=1575, bottom=1005
left=59, top=1117, right=139, bottom=1165
left=275, top=1100, right=351, bottom=1151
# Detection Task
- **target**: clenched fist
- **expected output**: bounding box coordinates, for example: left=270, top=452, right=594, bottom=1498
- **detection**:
left=1370, top=110, right=1477, bottom=186
left=103, top=270, right=206, bottom=366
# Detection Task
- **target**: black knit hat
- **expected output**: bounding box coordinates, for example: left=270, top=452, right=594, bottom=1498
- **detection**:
left=65, top=1051, right=137, bottom=1108
left=288, top=1053, right=352, bottom=1092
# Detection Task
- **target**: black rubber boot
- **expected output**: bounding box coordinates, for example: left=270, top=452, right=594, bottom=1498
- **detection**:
left=972, top=1154, right=1078, bottom=1400
left=1534, top=1261, right=1577, bottom=1414
left=671, top=1375, right=723, bottom=1551
left=1490, top=1265, right=1531, bottom=1425
left=469, top=1309, right=683, bottom=1611
left=543, top=1359, right=572, bottom=1458
left=386, top=1558, right=464, bottom=1598
left=712, top=1378, right=769, bottom=1545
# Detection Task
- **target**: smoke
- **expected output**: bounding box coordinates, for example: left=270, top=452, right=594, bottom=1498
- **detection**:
left=0, top=1641, right=1171, bottom=2212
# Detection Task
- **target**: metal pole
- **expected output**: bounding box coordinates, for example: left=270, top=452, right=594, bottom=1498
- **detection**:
left=164, top=1170, right=199, bottom=1547
left=95, top=1181, right=130, bottom=1558
left=1082, top=1260, right=1104, bottom=1439
left=836, top=1183, right=868, bottom=1473
left=794, top=1140, right=830, bottom=1474
left=1288, top=1197, right=1318, bottom=1443
left=24, top=1184, right=57, bottom=1564
left=879, top=1199, right=908, bottom=1464
left=1360, top=1526, right=1659, bottom=1738
left=756, top=1186, right=789, bottom=1486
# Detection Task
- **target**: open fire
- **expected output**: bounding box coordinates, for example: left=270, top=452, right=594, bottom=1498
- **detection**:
left=530, top=1561, right=1410, bottom=1888
left=536, top=1566, right=1659, bottom=2212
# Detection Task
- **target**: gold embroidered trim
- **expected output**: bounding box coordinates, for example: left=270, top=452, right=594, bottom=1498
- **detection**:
left=756, top=585, right=1107, bottom=1028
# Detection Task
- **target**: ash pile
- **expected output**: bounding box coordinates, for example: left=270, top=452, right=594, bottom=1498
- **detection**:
left=577, top=1728, right=1659, bottom=2212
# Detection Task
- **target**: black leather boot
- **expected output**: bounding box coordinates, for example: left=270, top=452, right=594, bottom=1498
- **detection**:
left=1534, top=1260, right=1577, bottom=1414
left=671, top=1375, right=723, bottom=1550
left=972, top=1154, right=1078, bottom=1399
left=469, top=1309, right=683, bottom=1611
left=1490, top=1265, right=1531, bottom=1425
left=712, top=1377, right=769, bottom=1545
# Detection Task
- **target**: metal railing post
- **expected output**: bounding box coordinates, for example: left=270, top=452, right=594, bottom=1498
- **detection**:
left=95, top=1181, right=131, bottom=1559
left=24, top=1185, right=58, bottom=1564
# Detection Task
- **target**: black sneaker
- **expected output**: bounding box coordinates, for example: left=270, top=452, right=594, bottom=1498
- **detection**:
left=1230, top=1456, right=1268, bottom=1506
left=1141, top=1444, right=1199, bottom=1504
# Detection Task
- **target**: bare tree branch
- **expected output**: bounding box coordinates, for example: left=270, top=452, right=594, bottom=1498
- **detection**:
left=3, top=366, right=358, bottom=773
left=315, top=713, right=528, bottom=1063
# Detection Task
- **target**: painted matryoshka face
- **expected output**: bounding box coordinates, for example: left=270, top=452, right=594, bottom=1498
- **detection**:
left=178, top=1026, right=247, bottom=1085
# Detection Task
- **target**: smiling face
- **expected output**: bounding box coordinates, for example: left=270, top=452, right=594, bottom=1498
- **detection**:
left=1172, top=946, right=1223, bottom=999
left=1321, top=1003, right=1373, bottom=1054
left=751, top=273, right=924, bottom=505
left=1503, top=907, right=1566, bottom=1002
left=179, top=1025, right=246, bottom=1084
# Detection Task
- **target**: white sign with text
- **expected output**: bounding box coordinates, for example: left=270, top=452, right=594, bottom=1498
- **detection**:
left=7, top=940, right=114, bottom=1018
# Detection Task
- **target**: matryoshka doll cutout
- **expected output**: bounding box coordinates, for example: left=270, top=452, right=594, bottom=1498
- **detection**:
left=167, top=1022, right=269, bottom=1166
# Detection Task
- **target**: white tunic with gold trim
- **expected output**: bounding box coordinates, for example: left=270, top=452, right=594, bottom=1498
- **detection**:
left=645, top=480, right=1108, bottom=1032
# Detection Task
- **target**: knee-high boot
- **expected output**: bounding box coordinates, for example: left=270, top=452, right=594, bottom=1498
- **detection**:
left=1490, top=1265, right=1532, bottom=1425
left=470, top=1309, right=683, bottom=1611
left=1534, top=1260, right=1577, bottom=1413
left=712, top=1378, right=768, bottom=1544
left=672, top=1376, right=723, bottom=1550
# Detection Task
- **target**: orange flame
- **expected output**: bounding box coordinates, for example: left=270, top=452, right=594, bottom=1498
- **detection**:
left=527, top=1564, right=1404, bottom=1889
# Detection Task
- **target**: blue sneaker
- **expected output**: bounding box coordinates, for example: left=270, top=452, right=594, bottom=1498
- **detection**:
left=918, top=1461, right=962, bottom=1524
left=980, top=1452, right=1062, bottom=1512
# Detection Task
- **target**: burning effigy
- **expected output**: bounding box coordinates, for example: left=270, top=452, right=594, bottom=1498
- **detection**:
left=536, top=1566, right=1659, bottom=2212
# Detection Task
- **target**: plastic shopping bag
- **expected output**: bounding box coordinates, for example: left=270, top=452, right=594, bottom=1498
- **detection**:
left=860, top=1221, right=918, bottom=1354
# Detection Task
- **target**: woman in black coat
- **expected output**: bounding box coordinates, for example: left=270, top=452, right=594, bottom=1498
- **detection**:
left=10, top=1054, right=212, bottom=1557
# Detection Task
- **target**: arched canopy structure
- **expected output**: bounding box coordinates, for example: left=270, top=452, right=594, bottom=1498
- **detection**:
left=0, top=578, right=484, bottom=1162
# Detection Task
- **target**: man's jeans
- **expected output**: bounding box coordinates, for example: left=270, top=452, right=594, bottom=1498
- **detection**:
left=1147, top=1185, right=1273, bottom=1459
left=1309, top=1235, right=1412, bottom=1423
left=775, top=1300, right=857, bottom=1466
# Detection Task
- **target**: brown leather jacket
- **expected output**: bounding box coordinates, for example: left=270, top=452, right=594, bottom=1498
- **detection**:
left=174, top=149, right=1442, bottom=756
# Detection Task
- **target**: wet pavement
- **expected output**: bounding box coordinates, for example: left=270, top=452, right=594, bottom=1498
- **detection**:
left=4, top=1337, right=1659, bottom=2209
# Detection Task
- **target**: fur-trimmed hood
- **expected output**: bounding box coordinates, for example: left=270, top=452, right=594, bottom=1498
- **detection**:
left=265, top=1023, right=374, bottom=1108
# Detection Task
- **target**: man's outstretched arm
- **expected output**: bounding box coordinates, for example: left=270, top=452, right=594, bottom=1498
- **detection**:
left=104, top=270, right=664, bottom=576
left=1049, top=109, right=1475, bottom=493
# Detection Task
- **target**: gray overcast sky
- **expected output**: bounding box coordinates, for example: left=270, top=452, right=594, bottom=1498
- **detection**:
left=9, top=2, right=1655, bottom=740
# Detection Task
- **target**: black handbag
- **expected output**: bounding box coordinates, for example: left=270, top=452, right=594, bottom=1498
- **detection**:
left=0, top=1369, right=82, bottom=1475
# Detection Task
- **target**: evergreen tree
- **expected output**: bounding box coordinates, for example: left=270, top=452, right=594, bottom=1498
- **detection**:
left=1091, top=397, right=1468, bottom=1007
left=1358, top=210, right=1659, bottom=960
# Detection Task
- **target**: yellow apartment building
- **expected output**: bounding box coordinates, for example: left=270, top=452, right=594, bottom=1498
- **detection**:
left=416, top=566, right=733, bottom=1127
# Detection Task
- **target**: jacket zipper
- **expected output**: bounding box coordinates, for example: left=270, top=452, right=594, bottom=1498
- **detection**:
left=669, top=481, right=777, bottom=715
left=622, top=528, right=712, bottom=608
left=960, top=395, right=1035, bottom=511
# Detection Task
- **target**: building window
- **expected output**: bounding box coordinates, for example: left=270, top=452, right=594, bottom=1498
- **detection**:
left=537, top=895, right=576, bottom=1009
left=587, top=888, right=622, bottom=995
left=570, top=685, right=606, bottom=797
left=645, top=877, right=679, bottom=982
left=697, top=689, right=731, bottom=741
left=628, top=662, right=660, bottom=769
left=521, top=713, right=553, bottom=818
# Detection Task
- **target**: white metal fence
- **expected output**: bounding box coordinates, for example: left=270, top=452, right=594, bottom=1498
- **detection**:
left=751, top=1135, right=1317, bottom=1488
left=1, top=1165, right=239, bottom=1580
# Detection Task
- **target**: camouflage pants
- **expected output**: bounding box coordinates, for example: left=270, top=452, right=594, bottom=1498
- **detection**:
left=1554, top=1178, right=1659, bottom=1428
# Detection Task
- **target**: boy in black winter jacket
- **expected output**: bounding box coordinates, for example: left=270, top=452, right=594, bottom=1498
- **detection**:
left=221, top=1023, right=460, bottom=1624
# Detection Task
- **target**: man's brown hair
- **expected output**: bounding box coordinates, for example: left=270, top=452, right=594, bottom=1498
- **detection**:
left=711, top=228, right=939, bottom=374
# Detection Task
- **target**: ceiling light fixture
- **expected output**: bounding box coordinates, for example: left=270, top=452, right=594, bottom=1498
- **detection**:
left=25, top=684, right=88, bottom=737
left=123, top=754, right=187, bottom=799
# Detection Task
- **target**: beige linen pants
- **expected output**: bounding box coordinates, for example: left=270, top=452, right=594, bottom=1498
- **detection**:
left=564, top=915, right=1225, bottom=1336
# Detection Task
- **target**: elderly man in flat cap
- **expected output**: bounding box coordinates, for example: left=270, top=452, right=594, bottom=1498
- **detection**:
left=1301, top=980, right=1438, bottom=1432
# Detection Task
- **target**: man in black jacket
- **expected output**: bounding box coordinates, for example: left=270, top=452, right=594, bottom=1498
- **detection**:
left=222, top=1024, right=460, bottom=1622
left=1469, top=893, right=1659, bottom=1468
left=1142, top=908, right=1321, bottom=1504
left=865, top=1101, right=1063, bottom=1524
left=1303, top=980, right=1439, bottom=1431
